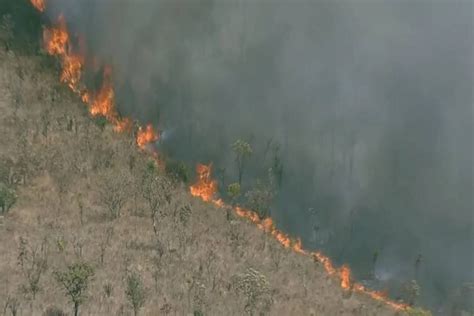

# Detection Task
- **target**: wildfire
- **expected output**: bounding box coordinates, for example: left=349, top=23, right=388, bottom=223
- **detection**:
left=60, top=54, right=84, bottom=92
left=340, top=265, right=351, bottom=289
left=31, top=0, right=408, bottom=312
left=43, top=15, right=68, bottom=56
left=136, top=124, right=159, bottom=149
left=190, top=164, right=409, bottom=311
left=31, top=0, right=45, bottom=12
left=190, top=163, right=218, bottom=202
left=89, top=75, right=116, bottom=118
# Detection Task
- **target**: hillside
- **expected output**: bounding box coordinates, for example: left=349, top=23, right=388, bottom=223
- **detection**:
left=0, top=22, right=415, bottom=316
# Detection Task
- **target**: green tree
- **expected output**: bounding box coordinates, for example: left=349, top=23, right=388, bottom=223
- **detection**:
left=125, top=272, right=146, bottom=316
left=232, top=139, right=252, bottom=185
left=245, top=181, right=273, bottom=220
left=226, top=182, right=241, bottom=220
left=227, top=182, right=241, bottom=203
left=54, top=262, right=94, bottom=316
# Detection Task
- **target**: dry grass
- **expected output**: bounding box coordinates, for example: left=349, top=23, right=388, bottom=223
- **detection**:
left=0, top=47, right=406, bottom=316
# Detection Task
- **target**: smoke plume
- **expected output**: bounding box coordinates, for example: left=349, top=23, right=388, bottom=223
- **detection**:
left=45, top=0, right=473, bottom=311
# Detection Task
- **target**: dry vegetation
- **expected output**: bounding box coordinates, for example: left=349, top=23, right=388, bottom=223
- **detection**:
left=0, top=45, right=410, bottom=315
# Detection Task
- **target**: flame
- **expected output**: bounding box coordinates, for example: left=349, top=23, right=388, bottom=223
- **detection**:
left=114, top=117, right=133, bottom=133
left=340, top=265, right=351, bottom=289
left=136, top=124, right=159, bottom=149
left=190, top=163, right=218, bottom=202
left=60, top=54, right=84, bottom=92
left=32, top=1, right=409, bottom=312
left=37, top=7, right=163, bottom=147
left=189, top=163, right=408, bottom=310
left=89, top=70, right=116, bottom=119
left=31, top=0, right=45, bottom=12
left=43, top=16, right=68, bottom=56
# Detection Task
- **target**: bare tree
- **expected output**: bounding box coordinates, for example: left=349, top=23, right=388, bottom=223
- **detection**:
left=4, top=295, right=20, bottom=316
left=17, top=237, right=48, bottom=301
left=0, top=14, right=14, bottom=51
left=232, top=139, right=253, bottom=185
left=141, top=165, right=172, bottom=235
left=99, top=169, right=129, bottom=219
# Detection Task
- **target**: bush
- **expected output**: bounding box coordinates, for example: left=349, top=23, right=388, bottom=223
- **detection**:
left=406, top=307, right=432, bottom=316
left=165, top=160, right=189, bottom=183
left=125, top=272, right=146, bottom=316
left=93, top=116, right=108, bottom=130
left=0, top=182, right=16, bottom=213
left=43, top=306, right=66, bottom=316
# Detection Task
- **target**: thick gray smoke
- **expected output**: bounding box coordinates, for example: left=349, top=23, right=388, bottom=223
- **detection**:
left=46, top=0, right=473, bottom=312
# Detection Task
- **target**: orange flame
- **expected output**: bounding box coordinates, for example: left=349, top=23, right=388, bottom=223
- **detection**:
left=43, top=16, right=68, bottom=56
left=340, top=265, right=351, bottom=289
left=190, top=163, right=218, bottom=202
left=89, top=74, right=116, bottom=118
left=38, top=10, right=151, bottom=140
left=114, top=117, right=133, bottom=133
left=31, top=0, right=45, bottom=12
left=189, top=163, right=408, bottom=310
left=60, top=54, right=84, bottom=92
left=136, top=124, right=159, bottom=149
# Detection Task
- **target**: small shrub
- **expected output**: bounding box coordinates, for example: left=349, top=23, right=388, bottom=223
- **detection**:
left=0, top=182, right=16, bottom=213
left=93, top=116, right=107, bottom=130
left=125, top=272, right=146, bottom=316
left=103, top=282, right=113, bottom=299
left=165, top=160, right=189, bottom=183
left=5, top=296, right=20, bottom=316
left=227, top=183, right=241, bottom=202
left=406, top=307, right=433, bottom=316
left=43, top=306, right=67, bottom=316
left=0, top=14, right=14, bottom=50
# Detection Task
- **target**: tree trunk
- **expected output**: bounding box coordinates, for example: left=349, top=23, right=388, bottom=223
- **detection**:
left=74, top=302, right=79, bottom=316
left=152, top=212, right=158, bottom=235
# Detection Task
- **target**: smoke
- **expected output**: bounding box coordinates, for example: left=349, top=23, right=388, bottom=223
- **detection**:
left=46, top=0, right=473, bottom=311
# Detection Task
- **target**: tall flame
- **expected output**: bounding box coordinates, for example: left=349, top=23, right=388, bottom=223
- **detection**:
left=31, top=1, right=408, bottom=312
left=136, top=124, right=159, bottom=149
left=190, top=163, right=218, bottom=202
left=340, top=265, right=351, bottom=289
left=43, top=15, right=68, bottom=56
